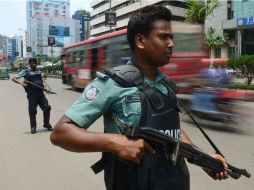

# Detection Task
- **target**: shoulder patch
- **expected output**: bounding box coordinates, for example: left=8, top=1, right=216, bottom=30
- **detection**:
left=83, top=85, right=101, bottom=102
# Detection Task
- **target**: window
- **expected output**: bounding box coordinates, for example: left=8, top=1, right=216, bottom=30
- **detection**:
left=214, top=47, right=221, bottom=58
left=229, top=47, right=235, bottom=58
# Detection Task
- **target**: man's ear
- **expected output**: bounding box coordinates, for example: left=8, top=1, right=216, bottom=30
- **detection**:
left=135, top=34, right=145, bottom=50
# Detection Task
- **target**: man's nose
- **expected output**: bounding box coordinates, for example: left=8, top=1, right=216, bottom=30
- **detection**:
left=168, top=39, right=174, bottom=47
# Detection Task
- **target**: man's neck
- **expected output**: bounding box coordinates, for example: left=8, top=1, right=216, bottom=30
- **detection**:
left=132, top=55, right=157, bottom=81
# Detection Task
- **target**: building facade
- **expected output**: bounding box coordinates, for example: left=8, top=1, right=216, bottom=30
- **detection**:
left=7, top=38, right=17, bottom=62
left=0, top=35, right=8, bottom=63
left=205, top=0, right=254, bottom=58
left=21, top=31, right=28, bottom=59
left=5, top=36, right=24, bottom=62
left=90, top=0, right=187, bottom=37
left=26, top=0, right=79, bottom=57
left=16, top=36, right=24, bottom=60
left=30, top=15, right=79, bottom=57
left=72, top=11, right=91, bottom=41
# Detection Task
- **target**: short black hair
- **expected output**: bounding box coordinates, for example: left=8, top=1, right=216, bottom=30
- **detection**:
left=127, top=5, right=172, bottom=51
left=28, top=58, right=37, bottom=64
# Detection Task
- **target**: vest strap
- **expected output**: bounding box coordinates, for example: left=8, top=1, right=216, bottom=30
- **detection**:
left=104, top=65, right=143, bottom=87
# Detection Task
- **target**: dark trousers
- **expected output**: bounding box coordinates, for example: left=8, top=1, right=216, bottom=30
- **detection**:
left=27, top=92, right=51, bottom=128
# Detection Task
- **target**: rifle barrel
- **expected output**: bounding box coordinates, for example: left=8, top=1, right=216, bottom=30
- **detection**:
left=24, top=80, right=57, bottom=94
left=126, top=127, right=251, bottom=179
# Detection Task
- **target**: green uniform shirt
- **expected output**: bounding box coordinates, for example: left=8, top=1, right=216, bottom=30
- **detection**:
left=65, top=70, right=169, bottom=134
left=16, top=69, right=27, bottom=78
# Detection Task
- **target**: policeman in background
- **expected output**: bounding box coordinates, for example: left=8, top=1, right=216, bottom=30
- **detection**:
left=12, top=58, right=53, bottom=134
left=50, top=5, right=228, bottom=190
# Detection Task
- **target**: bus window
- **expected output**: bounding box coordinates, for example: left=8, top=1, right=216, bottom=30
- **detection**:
left=75, top=53, right=81, bottom=68
left=80, top=50, right=89, bottom=68
left=79, top=50, right=84, bottom=67
left=91, top=48, right=98, bottom=79
left=69, top=52, right=76, bottom=68
left=104, top=41, right=130, bottom=67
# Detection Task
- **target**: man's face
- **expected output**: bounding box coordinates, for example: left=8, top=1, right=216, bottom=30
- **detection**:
left=29, top=61, right=37, bottom=70
left=141, top=19, right=173, bottom=67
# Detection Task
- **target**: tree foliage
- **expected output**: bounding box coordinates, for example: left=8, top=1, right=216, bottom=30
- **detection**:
left=77, top=9, right=90, bottom=16
left=229, top=55, right=254, bottom=85
left=34, top=54, right=60, bottom=64
left=185, top=0, right=221, bottom=24
left=206, top=27, right=228, bottom=49
left=10, top=60, right=27, bottom=71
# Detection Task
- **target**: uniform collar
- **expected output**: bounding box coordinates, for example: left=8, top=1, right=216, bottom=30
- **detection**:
left=145, top=71, right=165, bottom=85
left=127, top=59, right=165, bottom=84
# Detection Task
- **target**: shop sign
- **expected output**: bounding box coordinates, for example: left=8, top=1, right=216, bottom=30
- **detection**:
left=237, top=16, right=254, bottom=26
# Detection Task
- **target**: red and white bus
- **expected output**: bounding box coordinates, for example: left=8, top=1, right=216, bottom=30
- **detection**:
left=61, top=21, right=216, bottom=90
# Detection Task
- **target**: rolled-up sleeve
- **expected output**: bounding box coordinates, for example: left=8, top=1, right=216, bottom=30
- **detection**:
left=65, top=77, right=116, bottom=128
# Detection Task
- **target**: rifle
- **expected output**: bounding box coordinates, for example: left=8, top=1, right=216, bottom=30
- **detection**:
left=24, top=80, right=57, bottom=94
left=123, top=126, right=251, bottom=180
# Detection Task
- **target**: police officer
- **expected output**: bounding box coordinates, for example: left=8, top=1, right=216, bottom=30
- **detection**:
left=12, top=58, right=53, bottom=134
left=50, top=5, right=228, bottom=190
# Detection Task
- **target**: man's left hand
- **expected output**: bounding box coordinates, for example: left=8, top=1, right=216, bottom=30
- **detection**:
left=203, top=154, right=229, bottom=180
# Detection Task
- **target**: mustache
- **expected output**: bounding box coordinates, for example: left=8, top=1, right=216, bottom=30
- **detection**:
left=165, top=48, right=173, bottom=54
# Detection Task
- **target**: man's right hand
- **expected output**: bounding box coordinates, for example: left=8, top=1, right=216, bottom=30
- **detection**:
left=111, top=134, right=155, bottom=164
left=21, top=82, right=27, bottom=87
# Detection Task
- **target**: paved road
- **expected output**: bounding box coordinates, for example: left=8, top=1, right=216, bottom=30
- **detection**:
left=0, top=75, right=253, bottom=190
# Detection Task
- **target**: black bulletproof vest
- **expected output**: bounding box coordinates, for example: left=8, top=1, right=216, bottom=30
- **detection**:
left=135, top=79, right=189, bottom=190
left=92, top=65, right=189, bottom=190
left=24, top=68, right=44, bottom=94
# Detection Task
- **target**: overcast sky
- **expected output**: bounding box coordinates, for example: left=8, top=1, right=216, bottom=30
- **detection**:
left=0, top=0, right=91, bottom=37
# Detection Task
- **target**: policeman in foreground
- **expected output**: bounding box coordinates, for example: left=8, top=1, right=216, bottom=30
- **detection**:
left=50, top=5, right=228, bottom=190
left=12, top=58, right=53, bottom=134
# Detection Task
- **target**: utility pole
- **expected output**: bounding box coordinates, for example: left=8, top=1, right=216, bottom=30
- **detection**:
left=105, top=0, right=116, bottom=33
left=51, top=45, right=53, bottom=59
left=109, top=0, right=112, bottom=32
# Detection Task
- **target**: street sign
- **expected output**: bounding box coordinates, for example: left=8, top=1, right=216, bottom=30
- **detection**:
left=237, top=16, right=254, bottom=27
left=105, top=11, right=116, bottom=26
left=83, top=15, right=91, bottom=21
left=48, top=36, right=55, bottom=46
left=26, top=47, right=32, bottom=52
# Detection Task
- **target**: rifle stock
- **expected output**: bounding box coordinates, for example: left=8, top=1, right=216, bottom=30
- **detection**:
left=124, top=127, right=251, bottom=179
left=24, top=80, right=57, bottom=94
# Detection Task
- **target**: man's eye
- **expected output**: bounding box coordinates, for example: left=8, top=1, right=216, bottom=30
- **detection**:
left=161, top=35, right=169, bottom=39
left=161, top=35, right=173, bottom=40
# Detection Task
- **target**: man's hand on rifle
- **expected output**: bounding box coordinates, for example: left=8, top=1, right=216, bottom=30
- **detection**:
left=21, top=82, right=28, bottom=87
left=44, top=87, right=50, bottom=93
left=112, top=134, right=155, bottom=165
left=204, top=154, right=229, bottom=180
left=12, top=76, right=27, bottom=87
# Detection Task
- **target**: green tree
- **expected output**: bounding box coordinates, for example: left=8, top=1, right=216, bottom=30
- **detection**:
left=46, top=56, right=60, bottom=64
left=185, top=0, right=221, bottom=24
left=229, top=55, right=254, bottom=85
left=185, top=1, right=226, bottom=60
left=206, top=27, right=228, bottom=49
left=34, top=54, right=44, bottom=64
left=206, top=27, right=228, bottom=58
left=77, top=9, right=90, bottom=16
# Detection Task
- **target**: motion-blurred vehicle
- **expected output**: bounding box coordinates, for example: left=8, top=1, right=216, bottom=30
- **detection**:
left=180, top=87, right=254, bottom=127
left=0, top=67, right=10, bottom=79
left=61, top=22, right=212, bottom=90
left=190, top=88, right=239, bottom=125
